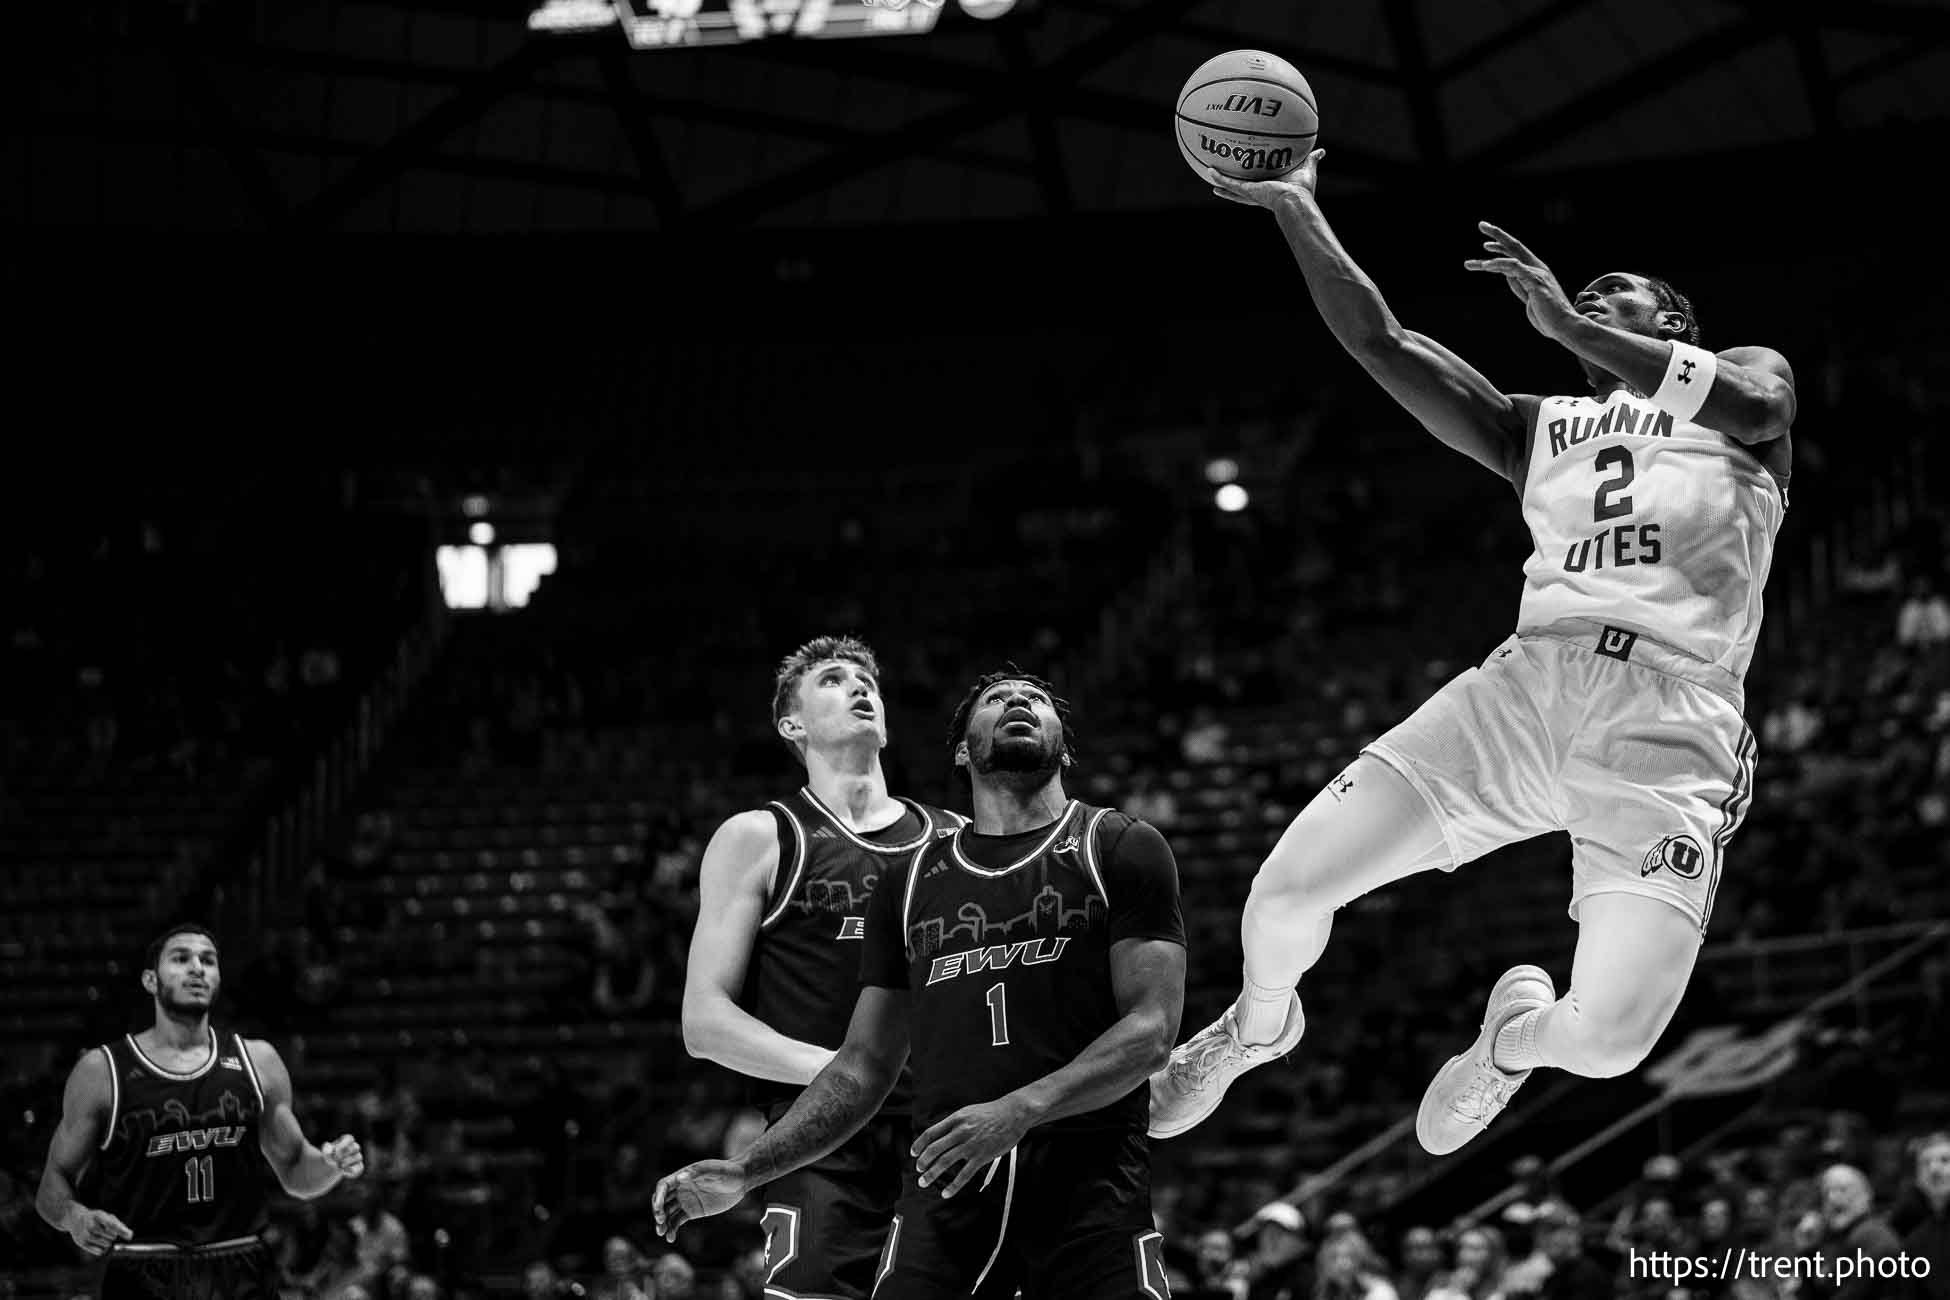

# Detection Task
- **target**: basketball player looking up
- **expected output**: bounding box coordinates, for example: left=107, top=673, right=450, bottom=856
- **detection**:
left=681, top=636, right=964, bottom=1300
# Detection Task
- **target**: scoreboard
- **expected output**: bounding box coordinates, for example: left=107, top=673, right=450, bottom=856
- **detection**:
left=529, top=0, right=946, bottom=47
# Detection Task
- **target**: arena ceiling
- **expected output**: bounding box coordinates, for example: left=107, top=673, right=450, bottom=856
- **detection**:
left=18, top=0, right=1950, bottom=233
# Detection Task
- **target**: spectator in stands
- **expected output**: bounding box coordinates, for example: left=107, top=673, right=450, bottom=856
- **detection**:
left=1802, top=1164, right=1903, bottom=1299
left=1530, top=1207, right=1608, bottom=1300
left=652, top=1250, right=698, bottom=1299
left=1189, top=1226, right=1251, bottom=1299
left=1427, top=1225, right=1509, bottom=1300
left=348, top=1178, right=412, bottom=1290
left=1247, top=1201, right=1312, bottom=1300
left=1312, top=1232, right=1398, bottom=1300
left=1897, top=579, right=1950, bottom=648
left=1498, top=1205, right=1554, bottom=1296
left=1396, top=1226, right=1446, bottom=1300
left=522, top=1259, right=565, bottom=1300
left=1894, top=1134, right=1950, bottom=1299
left=716, top=1245, right=767, bottom=1300
left=592, top=1235, right=652, bottom=1300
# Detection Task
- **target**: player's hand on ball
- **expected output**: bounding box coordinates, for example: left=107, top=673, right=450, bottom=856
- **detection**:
left=652, top=1160, right=749, bottom=1243
left=911, top=1096, right=1035, bottom=1199
left=1462, top=223, right=1580, bottom=343
left=64, top=1206, right=134, bottom=1255
left=1205, top=149, right=1325, bottom=208
left=323, top=1136, right=365, bottom=1179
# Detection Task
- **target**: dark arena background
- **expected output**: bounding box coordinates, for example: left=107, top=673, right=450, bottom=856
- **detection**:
left=7, top=1, right=1950, bottom=1297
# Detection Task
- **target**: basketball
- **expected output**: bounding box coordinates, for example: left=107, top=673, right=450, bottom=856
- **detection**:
left=1174, top=49, right=1318, bottom=182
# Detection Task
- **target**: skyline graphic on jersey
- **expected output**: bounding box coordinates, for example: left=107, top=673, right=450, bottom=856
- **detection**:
left=907, top=879, right=1106, bottom=960
left=118, top=1089, right=256, bottom=1152
left=792, top=873, right=877, bottom=917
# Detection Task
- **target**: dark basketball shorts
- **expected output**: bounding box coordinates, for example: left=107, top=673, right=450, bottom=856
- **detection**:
left=760, top=1109, right=910, bottom=1300
left=97, top=1237, right=278, bottom=1300
left=870, top=1125, right=1167, bottom=1300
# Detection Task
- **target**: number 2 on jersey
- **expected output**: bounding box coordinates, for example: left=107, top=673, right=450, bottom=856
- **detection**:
left=184, top=1154, right=214, bottom=1204
left=1593, top=446, right=1636, bottom=521
left=985, top=982, right=1010, bottom=1047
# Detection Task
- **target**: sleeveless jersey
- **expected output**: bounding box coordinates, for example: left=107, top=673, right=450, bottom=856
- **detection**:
left=879, top=801, right=1143, bottom=1135
left=1516, top=388, right=1785, bottom=684
left=738, top=787, right=965, bottom=1114
left=91, top=1027, right=269, bottom=1247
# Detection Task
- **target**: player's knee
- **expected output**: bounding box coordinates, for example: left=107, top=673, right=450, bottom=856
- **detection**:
left=1562, top=1009, right=1661, bottom=1078
left=1243, top=859, right=1335, bottom=922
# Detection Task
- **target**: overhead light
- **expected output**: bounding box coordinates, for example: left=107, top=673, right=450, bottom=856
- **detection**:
left=469, top=522, right=496, bottom=546
left=1215, top=484, right=1249, bottom=513
left=527, top=0, right=618, bottom=30
left=960, top=0, right=1016, bottom=15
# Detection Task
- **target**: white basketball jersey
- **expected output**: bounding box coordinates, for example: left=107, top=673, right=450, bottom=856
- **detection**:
left=1515, top=388, right=1785, bottom=683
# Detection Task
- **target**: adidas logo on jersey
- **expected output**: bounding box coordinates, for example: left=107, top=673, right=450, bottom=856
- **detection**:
left=219, top=1056, right=243, bottom=1070
left=810, top=826, right=837, bottom=840
left=925, top=860, right=952, bottom=878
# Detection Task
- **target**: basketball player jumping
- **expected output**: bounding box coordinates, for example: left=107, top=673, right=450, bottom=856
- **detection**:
left=1148, top=150, right=1794, bottom=1156
left=36, top=924, right=365, bottom=1298
left=681, top=637, right=965, bottom=1299
left=659, top=669, right=1188, bottom=1299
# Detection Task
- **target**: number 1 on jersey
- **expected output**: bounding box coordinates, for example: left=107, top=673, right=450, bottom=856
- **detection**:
left=985, top=982, right=1010, bottom=1047
left=184, top=1154, right=214, bottom=1204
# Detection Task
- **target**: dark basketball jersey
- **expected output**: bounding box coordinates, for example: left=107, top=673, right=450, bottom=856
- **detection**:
left=91, top=1027, right=269, bottom=1248
left=738, top=787, right=965, bottom=1114
left=859, top=801, right=1185, bottom=1136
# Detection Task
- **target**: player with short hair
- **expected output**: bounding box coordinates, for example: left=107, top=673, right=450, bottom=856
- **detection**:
left=36, top=924, right=365, bottom=1299
left=658, top=668, right=1188, bottom=1299
left=680, top=636, right=965, bottom=1299
left=1149, top=151, right=1795, bottom=1156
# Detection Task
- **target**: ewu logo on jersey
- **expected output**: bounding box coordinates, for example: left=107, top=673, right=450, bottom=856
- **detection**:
left=1641, top=833, right=1705, bottom=880
left=926, top=937, right=1069, bottom=986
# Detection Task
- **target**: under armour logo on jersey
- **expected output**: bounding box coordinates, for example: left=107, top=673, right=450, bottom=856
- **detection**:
left=1677, top=359, right=1697, bottom=384
left=1641, top=833, right=1705, bottom=880
left=1327, top=772, right=1355, bottom=801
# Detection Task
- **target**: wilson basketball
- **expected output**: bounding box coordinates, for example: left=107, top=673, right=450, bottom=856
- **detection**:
left=1174, top=50, right=1319, bottom=182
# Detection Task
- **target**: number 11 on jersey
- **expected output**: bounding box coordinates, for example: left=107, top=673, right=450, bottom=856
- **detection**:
left=184, top=1154, right=214, bottom=1203
left=985, top=982, right=1010, bottom=1047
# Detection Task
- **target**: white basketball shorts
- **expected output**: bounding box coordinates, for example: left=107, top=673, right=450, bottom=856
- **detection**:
left=1362, top=619, right=1757, bottom=935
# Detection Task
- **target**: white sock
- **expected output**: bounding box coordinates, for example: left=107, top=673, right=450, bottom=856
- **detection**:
left=1233, top=974, right=1297, bottom=1047
left=1492, top=1007, right=1544, bottom=1073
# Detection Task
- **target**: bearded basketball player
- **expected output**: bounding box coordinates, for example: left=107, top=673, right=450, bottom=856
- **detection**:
left=1149, top=151, right=1793, bottom=1157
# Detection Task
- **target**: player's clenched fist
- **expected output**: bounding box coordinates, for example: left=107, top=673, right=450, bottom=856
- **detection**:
left=64, top=1206, right=134, bottom=1255
left=323, top=1136, right=365, bottom=1179
left=652, top=1160, right=749, bottom=1244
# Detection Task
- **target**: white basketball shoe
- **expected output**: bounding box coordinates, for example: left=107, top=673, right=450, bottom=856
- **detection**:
left=1148, top=991, right=1305, bottom=1139
left=1415, top=964, right=1556, bottom=1155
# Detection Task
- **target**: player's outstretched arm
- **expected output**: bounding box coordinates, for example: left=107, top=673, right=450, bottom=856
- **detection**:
left=36, top=1049, right=134, bottom=1256
left=683, top=810, right=839, bottom=1084
left=1465, top=223, right=1796, bottom=444
left=248, top=1039, right=365, bottom=1198
left=653, top=985, right=910, bottom=1243
left=1209, top=155, right=1534, bottom=481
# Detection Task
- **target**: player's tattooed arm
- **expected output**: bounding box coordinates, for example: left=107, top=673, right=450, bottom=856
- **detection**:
left=36, top=1049, right=135, bottom=1255
left=654, top=987, right=909, bottom=1242
left=249, top=1039, right=366, bottom=1197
